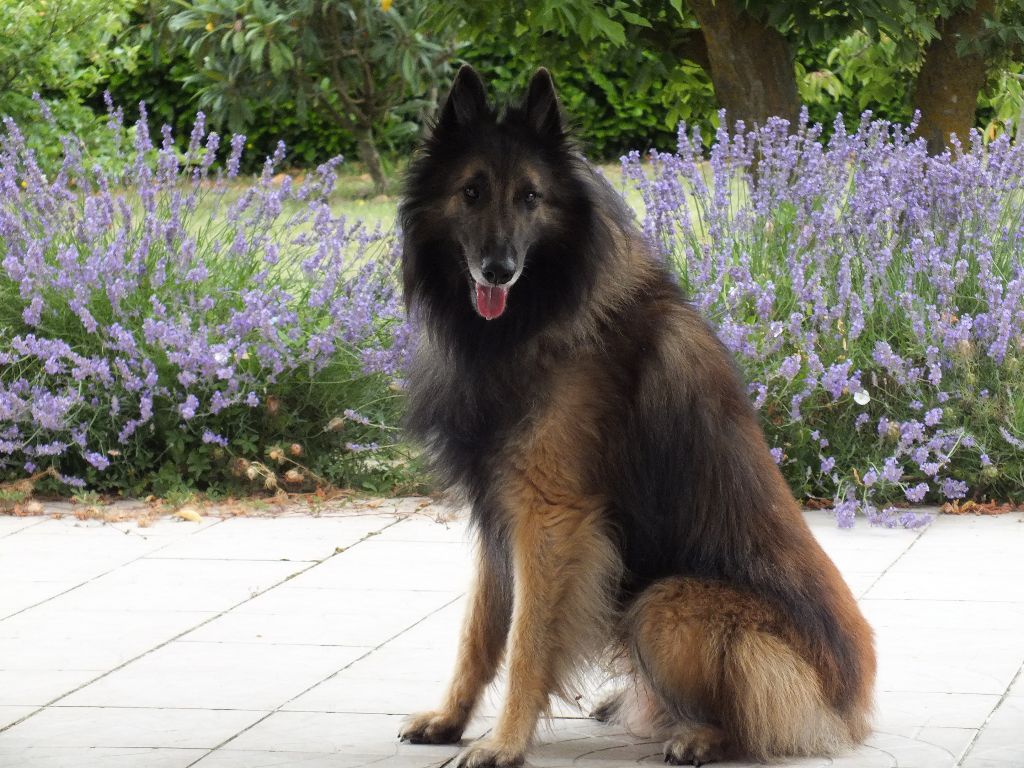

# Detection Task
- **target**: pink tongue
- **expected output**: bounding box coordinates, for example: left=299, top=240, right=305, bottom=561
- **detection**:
left=475, top=283, right=508, bottom=320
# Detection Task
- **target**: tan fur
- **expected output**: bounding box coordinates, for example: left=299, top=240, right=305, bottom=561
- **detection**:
left=627, top=578, right=861, bottom=761
left=459, top=365, right=623, bottom=764
left=399, top=545, right=508, bottom=744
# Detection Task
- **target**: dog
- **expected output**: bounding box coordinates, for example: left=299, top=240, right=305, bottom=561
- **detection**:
left=396, top=65, right=875, bottom=767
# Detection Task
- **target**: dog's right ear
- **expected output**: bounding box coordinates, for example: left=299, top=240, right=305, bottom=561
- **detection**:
left=438, top=65, right=488, bottom=132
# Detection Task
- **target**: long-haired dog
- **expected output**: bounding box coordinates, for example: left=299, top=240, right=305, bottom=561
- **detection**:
left=397, top=65, right=875, bottom=767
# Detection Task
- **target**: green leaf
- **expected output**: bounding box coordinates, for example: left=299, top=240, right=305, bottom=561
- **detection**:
left=589, top=12, right=626, bottom=45
left=618, top=10, right=651, bottom=28
left=249, top=36, right=266, bottom=68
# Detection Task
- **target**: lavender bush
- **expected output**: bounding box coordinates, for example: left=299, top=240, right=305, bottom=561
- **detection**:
left=3, top=101, right=1021, bottom=522
left=624, top=111, right=1024, bottom=526
left=0, top=104, right=412, bottom=496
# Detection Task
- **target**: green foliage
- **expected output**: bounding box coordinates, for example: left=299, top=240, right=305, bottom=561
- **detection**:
left=797, top=31, right=917, bottom=129
left=978, top=62, right=1024, bottom=138
left=162, top=0, right=456, bottom=187
left=0, top=0, right=135, bottom=170
left=98, top=16, right=357, bottom=175
left=0, top=0, right=135, bottom=102
left=465, top=34, right=715, bottom=158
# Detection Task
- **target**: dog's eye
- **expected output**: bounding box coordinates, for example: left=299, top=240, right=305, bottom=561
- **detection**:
left=463, top=185, right=479, bottom=201
left=524, top=191, right=539, bottom=206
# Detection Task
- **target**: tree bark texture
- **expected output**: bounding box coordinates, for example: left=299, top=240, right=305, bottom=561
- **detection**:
left=914, top=0, right=995, bottom=154
left=686, top=0, right=801, bottom=129
left=355, top=128, right=387, bottom=194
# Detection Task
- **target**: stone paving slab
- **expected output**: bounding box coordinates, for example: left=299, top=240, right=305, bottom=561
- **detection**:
left=0, top=503, right=1021, bottom=767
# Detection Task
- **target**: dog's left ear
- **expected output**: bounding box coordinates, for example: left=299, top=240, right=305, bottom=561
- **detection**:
left=525, top=68, right=562, bottom=138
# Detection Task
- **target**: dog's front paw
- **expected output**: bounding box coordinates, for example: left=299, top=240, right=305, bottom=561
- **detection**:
left=662, top=723, right=727, bottom=766
left=398, top=710, right=465, bottom=745
left=456, top=739, right=525, bottom=768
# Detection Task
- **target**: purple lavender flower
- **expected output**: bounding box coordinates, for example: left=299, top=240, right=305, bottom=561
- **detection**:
left=832, top=497, right=858, bottom=529
left=882, top=458, right=903, bottom=483
left=201, top=430, right=229, bottom=448
left=904, top=482, right=929, bottom=503
left=179, top=395, right=200, bottom=421
left=940, top=478, right=968, bottom=499
left=84, top=451, right=110, bottom=470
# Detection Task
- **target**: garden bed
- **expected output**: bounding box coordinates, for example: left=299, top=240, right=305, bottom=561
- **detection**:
left=2, top=107, right=1022, bottom=526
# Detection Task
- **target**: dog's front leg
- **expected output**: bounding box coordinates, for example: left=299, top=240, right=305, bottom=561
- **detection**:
left=400, top=541, right=511, bottom=744
left=457, top=506, right=618, bottom=768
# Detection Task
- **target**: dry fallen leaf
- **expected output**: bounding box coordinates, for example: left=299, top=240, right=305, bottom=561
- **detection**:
left=175, top=505, right=203, bottom=523
left=941, top=500, right=1017, bottom=516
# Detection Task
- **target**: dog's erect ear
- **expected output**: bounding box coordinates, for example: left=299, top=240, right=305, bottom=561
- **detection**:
left=438, top=65, right=488, bottom=131
left=525, top=67, right=561, bottom=138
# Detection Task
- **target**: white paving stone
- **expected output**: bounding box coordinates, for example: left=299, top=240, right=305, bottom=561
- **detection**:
left=0, top=579, right=82, bottom=619
left=223, top=711, right=468, bottom=755
left=193, top=751, right=452, bottom=767
left=0, top=506, right=1020, bottom=768
left=0, top=706, right=267, bottom=749
left=0, top=517, right=46, bottom=536
left=286, top=539, right=470, bottom=592
left=182, top=587, right=456, bottom=647
left=960, top=696, right=1024, bottom=767
left=0, top=705, right=36, bottom=729
left=44, top=557, right=305, bottom=613
left=60, top=641, right=370, bottom=709
left=147, top=514, right=398, bottom=562
left=0, top=609, right=216, bottom=670
left=0, top=669, right=102, bottom=706
left=0, top=746, right=202, bottom=767
left=875, top=625, right=1023, bottom=694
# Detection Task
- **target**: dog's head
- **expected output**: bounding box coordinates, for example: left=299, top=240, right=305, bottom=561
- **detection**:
left=401, top=65, right=592, bottom=324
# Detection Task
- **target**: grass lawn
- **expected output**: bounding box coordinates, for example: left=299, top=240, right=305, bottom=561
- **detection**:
left=321, top=161, right=644, bottom=231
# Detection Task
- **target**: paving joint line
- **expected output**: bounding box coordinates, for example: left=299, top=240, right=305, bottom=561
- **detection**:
left=0, top=517, right=230, bottom=623
left=187, top=585, right=466, bottom=767
left=861, top=518, right=932, bottom=597
left=0, top=514, right=409, bottom=737
left=0, top=517, right=49, bottom=539
left=957, top=661, right=1024, bottom=766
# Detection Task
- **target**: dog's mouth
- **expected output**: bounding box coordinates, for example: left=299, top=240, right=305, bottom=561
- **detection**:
left=474, top=282, right=509, bottom=320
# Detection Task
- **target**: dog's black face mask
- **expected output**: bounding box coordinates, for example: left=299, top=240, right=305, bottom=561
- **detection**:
left=429, top=66, right=566, bottom=321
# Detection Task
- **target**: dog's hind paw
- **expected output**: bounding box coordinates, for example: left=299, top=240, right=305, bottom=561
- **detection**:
left=455, top=739, right=524, bottom=768
left=398, top=710, right=465, bottom=745
left=662, top=723, right=727, bottom=766
left=589, top=690, right=624, bottom=722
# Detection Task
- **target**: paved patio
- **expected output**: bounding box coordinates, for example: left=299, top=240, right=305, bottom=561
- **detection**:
left=0, top=500, right=1021, bottom=768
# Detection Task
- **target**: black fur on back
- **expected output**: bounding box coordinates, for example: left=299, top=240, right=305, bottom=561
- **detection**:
left=399, top=67, right=872, bottom=715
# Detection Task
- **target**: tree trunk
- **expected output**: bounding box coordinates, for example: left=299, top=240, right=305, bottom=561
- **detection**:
left=686, top=0, right=801, bottom=129
left=355, top=127, right=387, bottom=194
left=914, top=0, right=994, bottom=154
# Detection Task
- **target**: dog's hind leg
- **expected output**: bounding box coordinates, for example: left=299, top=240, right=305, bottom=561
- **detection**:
left=590, top=676, right=671, bottom=738
left=400, top=542, right=511, bottom=745
left=627, top=577, right=857, bottom=765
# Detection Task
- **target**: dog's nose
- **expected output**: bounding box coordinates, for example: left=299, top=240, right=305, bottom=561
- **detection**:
left=481, top=255, right=515, bottom=285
